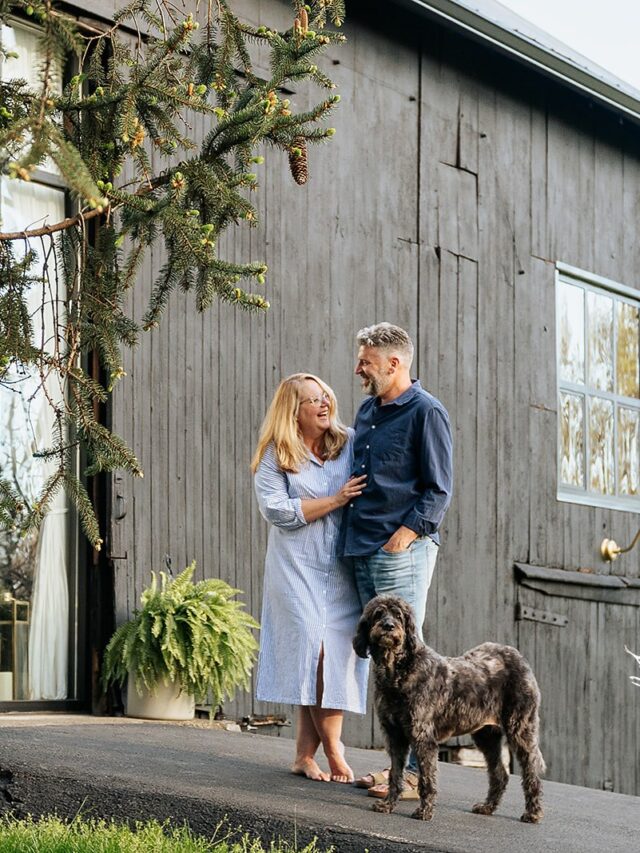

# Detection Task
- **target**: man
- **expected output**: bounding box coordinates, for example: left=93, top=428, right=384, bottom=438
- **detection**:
left=339, top=322, right=453, bottom=800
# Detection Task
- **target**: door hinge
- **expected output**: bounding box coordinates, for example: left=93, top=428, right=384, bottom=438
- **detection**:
left=516, top=604, right=568, bottom=627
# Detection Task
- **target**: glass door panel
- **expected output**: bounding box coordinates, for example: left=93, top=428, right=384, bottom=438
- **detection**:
left=0, top=181, right=76, bottom=702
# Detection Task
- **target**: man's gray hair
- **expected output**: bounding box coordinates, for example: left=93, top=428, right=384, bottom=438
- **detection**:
left=356, top=322, right=414, bottom=367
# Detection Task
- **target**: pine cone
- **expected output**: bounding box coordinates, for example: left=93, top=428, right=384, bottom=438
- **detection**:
left=289, top=136, right=308, bottom=185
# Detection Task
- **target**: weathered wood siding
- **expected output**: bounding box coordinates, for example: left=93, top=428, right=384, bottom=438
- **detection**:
left=109, top=0, right=640, bottom=792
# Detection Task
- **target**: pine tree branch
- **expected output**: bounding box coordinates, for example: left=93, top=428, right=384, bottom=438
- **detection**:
left=0, top=0, right=347, bottom=548
left=0, top=205, right=106, bottom=240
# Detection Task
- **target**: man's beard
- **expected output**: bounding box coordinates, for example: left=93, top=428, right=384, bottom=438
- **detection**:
left=362, top=374, right=385, bottom=397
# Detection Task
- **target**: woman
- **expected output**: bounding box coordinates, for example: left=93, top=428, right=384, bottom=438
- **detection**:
left=251, top=373, right=368, bottom=783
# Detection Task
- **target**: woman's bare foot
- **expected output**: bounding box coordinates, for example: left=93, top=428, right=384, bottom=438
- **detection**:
left=291, top=757, right=330, bottom=781
left=325, top=742, right=354, bottom=783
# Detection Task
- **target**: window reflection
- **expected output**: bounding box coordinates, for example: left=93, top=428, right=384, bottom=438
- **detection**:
left=558, top=282, right=584, bottom=383
left=617, top=407, right=639, bottom=496
left=588, top=397, right=615, bottom=495
left=616, top=301, right=640, bottom=399
left=558, top=274, right=640, bottom=507
left=587, top=291, right=613, bottom=392
left=560, top=392, right=584, bottom=488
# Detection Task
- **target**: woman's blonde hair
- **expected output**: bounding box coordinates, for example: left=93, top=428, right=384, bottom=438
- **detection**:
left=251, top=373, right=349, bottom=473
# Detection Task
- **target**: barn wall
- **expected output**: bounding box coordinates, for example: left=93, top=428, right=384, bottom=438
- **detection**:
left=109, top=0, right=640, bottom=792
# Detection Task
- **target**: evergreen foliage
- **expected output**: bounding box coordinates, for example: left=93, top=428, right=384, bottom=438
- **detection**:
left=0, top=0, right=345, bottom=546
left=102, top=562, right=259, bottom=707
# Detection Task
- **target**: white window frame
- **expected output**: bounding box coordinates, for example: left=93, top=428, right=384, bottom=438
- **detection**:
left=556, top=261, right=640, bottom=512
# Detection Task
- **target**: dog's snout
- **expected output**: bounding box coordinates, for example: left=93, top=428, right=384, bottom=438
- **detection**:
left=381, top=618, right=395, bottom=631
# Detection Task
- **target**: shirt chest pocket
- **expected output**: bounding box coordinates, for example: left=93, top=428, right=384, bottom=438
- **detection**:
left=376, top=429, right=412, bottom=463
left=287, top=472, right=318, bottom=498
left=286, top=468, right=327, bottom=499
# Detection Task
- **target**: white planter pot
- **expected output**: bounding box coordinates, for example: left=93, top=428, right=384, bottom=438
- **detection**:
left=125, top=673, right=195, bottom=721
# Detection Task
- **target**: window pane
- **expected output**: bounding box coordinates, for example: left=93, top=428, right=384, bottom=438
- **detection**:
left=0, top=375, right=70, bottom=700
left=558, top=281, right=585, bottom=383
left=588, top=397, right=615, bottom=494
left=1, top=24, right=62, bottom=173
left=560, top=392, right=584, bottom=488
left=0, top=177, right=65, bottom=240
left=617, top=407, right=639, bottom=496
left=0, top=178, right=66, bottom=356
left=1, top=23, right=62, bottom=92
left=616, top=301, right=640, bottom=399
left=0, top=177, right=71, bottom=701
left=587, top=291, right=613, bottom=392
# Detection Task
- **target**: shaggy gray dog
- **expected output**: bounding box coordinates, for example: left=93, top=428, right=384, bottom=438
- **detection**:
left=353, top=594, right=545, bottom=823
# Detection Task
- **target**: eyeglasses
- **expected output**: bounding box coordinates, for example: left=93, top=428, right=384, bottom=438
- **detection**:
left=299, top=392, right=331, bottom=407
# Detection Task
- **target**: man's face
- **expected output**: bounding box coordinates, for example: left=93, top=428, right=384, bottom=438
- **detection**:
left=355, top=345, right=392, bottom=397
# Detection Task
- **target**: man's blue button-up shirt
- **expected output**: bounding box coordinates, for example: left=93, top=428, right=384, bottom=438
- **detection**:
left=338, top=380, right=453, bottom=557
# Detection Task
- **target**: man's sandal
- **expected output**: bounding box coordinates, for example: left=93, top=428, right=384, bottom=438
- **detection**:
left=367, top=770, right=420, bottom=800
left=353, top=769, right=389, bottom=789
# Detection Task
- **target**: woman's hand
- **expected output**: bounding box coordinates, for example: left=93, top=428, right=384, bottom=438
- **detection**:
left=334, top=474, right=367, bottom=507
left=300, top=475, right=367, bottom=523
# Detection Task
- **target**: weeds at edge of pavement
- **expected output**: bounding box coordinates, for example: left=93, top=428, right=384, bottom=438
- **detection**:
left=0, top=814, right=335, bottom=853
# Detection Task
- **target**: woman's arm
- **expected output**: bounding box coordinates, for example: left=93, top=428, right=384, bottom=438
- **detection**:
left=300, top=474, right=367, bottom=523
left=254, top=448, right=308, bottom=530
left=255, top=446, right=366, bottom=528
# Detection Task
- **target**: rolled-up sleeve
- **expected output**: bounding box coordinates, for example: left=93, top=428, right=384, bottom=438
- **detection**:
left=254, top=445, right=308, bottom=530
left=402, top=406, right=453, bottom=536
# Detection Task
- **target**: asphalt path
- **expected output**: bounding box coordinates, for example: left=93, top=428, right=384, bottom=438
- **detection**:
left=0, top=716, right=637, bottom=852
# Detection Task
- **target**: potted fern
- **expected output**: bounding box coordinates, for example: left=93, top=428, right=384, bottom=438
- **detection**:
left=103, top=562, right=259, bottom=720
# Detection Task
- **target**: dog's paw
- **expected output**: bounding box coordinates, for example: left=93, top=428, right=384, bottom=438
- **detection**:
left=472, top=802, right=496, bottom=816
left=371, top=799, right=394, bottom=814
left=520, top=810, right=543, bottom=824
left=410, top=806, right=433, bottom=821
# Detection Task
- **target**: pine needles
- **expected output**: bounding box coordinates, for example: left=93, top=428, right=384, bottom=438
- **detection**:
left=0, top=1, right=346, bottom=546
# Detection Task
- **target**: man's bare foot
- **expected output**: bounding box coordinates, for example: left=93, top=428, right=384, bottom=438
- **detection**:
left=326, top=742, right=354, bottom=783
left=291, top=757, right=330, bottom=781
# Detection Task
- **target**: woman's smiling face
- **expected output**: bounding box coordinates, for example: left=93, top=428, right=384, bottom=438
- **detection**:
left=296, top=379, right=330, bottom=439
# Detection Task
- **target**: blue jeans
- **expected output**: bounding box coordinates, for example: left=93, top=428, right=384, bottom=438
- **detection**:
left=351, top=536, right=439, bottom=774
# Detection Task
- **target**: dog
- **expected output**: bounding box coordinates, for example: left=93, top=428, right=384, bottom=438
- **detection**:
left=353, top=594, right=545, bottom=823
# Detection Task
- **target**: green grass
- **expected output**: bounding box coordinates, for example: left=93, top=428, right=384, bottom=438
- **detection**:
left=0, top=816, right=333, bottom=853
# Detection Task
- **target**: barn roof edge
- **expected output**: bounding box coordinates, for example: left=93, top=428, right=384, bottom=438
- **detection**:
left=394, top=0, right=640, bottom=125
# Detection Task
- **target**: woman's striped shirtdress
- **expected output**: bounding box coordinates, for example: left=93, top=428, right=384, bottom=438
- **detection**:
left=254, top=433, right=369, bottom=713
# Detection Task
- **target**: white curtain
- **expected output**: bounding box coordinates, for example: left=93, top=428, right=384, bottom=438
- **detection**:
left=28, top=378, right=68, bottom=700
left=0, top=74, right=70, bottom=698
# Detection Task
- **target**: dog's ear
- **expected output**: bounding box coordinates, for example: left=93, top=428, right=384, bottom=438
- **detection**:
left=399, top=598, right=417, bottom=634
left=399, top=599, right=419, bottom=657
left=353, top=613, right=370, bottom=659
left=403, top=626, right=419, bottom=658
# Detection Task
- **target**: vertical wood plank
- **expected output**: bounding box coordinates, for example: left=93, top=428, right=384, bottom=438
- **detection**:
left=104, top=0, right=640, bottom=787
